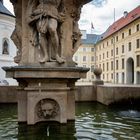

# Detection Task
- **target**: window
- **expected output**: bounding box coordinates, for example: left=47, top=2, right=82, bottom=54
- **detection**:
left=83, top=56, right=86, bottom=61
left=91, top=48, right=94, bottom=52
left=128, top=42, right=131, bottom=51
left=116, top=60, right=118, bottom=70
left=136, top=55, right=140, bottom=67
left=107, top=62, right=109, bottom=71
left=116, top=47, right=118, bottom=55
left=122, top=45, right=124, bottom=53
left=83, top=48, right=86, bottom=52
left=129, top=29, right=131, bottom=35
left=107, top=41, right=108, bottom=46
left=111, top=61, right=113, bottom=70
left=136, top=39, right=140, bottom=48
left=111, top=49, right=113, bottom=56
left=2, top=39, right=9, bottom=55
left=116, top=73, right=119, bottom=83
left=122, top=33, right=124, bottom=39
left=103, top=43, right=104, bottom=48
left=122, top=58, right=124, bottom=69
left=103, top=53, right=104, bottom=59
left=122, top=72, right=125, bottom=84
left=116, top=36, right=118, bottom=42
left=107, top=51, right=109, bottom=58
left=103, top=63, right=105, bottom=71
left=111, top=73, right=113, bottom=79
left=99, top=55, right=101, bottom=60
left=111, top=38, right=113, bottom=44
left=136, top=24, right=139, bottom=32
left=91, top=56, right=94, bottom=61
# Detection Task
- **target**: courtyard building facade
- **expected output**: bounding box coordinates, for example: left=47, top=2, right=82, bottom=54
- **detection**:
left=73, top=30, right=100, bottom=85
left=95, top=5, right=140, bottom=84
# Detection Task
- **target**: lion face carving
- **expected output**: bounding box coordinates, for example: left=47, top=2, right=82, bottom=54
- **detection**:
left=37, top=99, right=59, bottom=119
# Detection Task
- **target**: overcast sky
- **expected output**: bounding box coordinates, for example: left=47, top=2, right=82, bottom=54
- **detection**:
left=3, top=0, right=140, bottom=34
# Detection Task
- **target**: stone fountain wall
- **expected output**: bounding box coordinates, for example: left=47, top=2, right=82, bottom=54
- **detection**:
left=1, top=85, right=140, bottom=105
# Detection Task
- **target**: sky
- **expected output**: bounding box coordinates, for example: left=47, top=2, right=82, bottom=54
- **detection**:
left=3, top=0, right=140, bottom=34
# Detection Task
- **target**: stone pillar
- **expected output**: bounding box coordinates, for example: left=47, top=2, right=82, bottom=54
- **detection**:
left=4, top=67, right=89, bottom=124
left=3, top=0, right=91, bottom=125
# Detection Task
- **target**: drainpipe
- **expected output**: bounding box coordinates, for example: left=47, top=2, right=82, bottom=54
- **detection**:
left=94, top=36, right=99, bottom=68
left=113, top=8, right=116, bottom=84
left=113, top=36, right=115, bottom=84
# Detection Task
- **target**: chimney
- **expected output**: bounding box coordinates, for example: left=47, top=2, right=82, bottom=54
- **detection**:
left=123, top=11, right=128, bottom=18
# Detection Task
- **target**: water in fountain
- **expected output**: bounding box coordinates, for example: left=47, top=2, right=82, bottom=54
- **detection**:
left=0, top=102, right=140, bottom=139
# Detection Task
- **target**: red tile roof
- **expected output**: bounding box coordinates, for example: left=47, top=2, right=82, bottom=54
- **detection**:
left=103, top=5, right=140, bottom=39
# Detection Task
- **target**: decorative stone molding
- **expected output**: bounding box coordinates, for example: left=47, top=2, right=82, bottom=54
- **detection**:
left=36, top=99, right=59, bottom=120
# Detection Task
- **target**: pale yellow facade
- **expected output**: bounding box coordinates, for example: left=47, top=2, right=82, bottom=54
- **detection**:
left=95, top=18, right=140, bottom=84
left=73, top=44, right=95, bottom=85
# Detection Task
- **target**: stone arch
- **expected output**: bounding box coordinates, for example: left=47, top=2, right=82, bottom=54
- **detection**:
left=126, top=57, right=134, bottom=84
left=2, top=38, right=9, bottom=55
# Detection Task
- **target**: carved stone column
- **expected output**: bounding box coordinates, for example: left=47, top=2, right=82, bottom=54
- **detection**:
left=3, top=0, right=91, bottom=125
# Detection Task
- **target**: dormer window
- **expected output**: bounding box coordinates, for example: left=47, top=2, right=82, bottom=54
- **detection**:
left=2, top=39, right=9, bottom=55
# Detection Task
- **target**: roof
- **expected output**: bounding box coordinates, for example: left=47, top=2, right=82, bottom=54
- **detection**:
left=103, top=5, right=140, bottom=39
left=0, top=1, right=14, bottom=17
left=82, top=34, right=101, bottom=44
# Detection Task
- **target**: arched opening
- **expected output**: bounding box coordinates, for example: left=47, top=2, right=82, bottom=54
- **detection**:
left=126, top=58, right=134, bottom=84
left=2, top=39, right=9, bottom=55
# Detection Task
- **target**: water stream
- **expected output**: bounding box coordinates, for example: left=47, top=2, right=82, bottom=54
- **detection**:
left=0, top=102, right=140, bottom=140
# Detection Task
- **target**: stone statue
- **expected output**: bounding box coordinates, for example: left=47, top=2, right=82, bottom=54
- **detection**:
left=5, top=0, right=91, bottom=125
left=2, top=40, right=9, bottom=55
left=71, top=4, right=82, bottom=54
left=10, top=0, right=22, bottom=63
left=37, top=99, right=59, bottom=119
left=27, top=0, right=66, bottom=64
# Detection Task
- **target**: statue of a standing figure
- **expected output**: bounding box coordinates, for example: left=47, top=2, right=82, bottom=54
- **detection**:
left=10, top=0, right=22, bottom=63
left=27, top=0, right=65, bottom=64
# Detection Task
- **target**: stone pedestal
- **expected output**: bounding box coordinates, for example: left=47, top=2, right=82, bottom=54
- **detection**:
left=5, top=0, right=91, bottom=125
left=92, top=67, right=104, bottom=85
left=3, top=66, right=89, bottom=124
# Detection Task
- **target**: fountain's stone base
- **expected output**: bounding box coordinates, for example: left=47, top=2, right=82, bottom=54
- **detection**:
left=4, top=66, right=89, bottom=125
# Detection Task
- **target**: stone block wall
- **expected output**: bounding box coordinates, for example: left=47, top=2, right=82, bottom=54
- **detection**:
left=0, top=86, right=18, bottom=103
left=0, top=85, right=140, bottom=105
